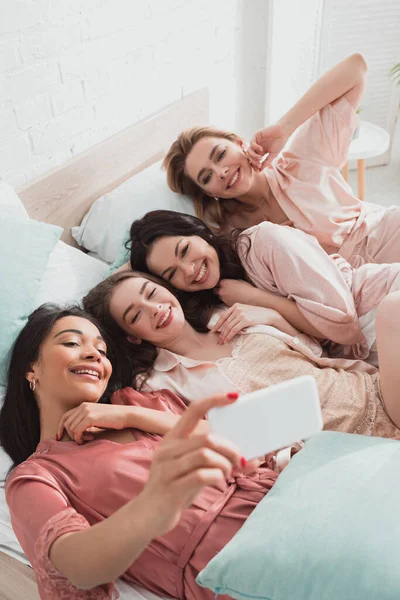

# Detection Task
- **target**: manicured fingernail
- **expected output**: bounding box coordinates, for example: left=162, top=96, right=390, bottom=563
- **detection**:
left=241, top=456, right=247, bottom=468
left=55, top=434, right=59, bottom=441
left=227, top=392, right=239, bottom=399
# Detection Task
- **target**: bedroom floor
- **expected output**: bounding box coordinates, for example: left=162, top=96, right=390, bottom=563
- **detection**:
left=348, top=122, right=400, bottom=207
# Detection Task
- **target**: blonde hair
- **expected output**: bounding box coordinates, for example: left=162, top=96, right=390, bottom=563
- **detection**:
left=163, top=126, right=246, bottom=233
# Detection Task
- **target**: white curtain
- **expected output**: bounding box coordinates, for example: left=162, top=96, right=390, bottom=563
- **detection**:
left=267, top=0, right=323, bottom=124
left=318, top=0, right=400, bottom=165
left=266, top=0, right=400, bottom=164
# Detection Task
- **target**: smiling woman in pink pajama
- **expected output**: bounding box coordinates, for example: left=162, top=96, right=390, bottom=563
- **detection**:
left=164, top=53, right=400, bottom=269
left=127, top=209, right=400, bottom=368
left=83, top=269, right=400, bottom=440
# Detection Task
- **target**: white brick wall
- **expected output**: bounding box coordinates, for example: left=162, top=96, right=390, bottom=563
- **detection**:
left=0, top=0, right=270, bottom=188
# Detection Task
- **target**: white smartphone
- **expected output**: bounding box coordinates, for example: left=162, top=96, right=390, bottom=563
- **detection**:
left=207, top=376, right=323, bottom=460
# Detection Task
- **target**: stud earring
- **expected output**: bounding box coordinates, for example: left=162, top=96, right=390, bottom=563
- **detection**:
left=29, top=378, right=36, bottom=392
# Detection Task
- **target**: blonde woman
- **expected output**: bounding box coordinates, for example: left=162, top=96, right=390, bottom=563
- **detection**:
left=164, top=53, right=400, bottom=268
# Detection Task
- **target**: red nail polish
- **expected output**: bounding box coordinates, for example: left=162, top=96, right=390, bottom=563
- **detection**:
left=55, top=434, right=59, bottom=441
left=241, top=457, right=247, bottom=468
left=227, top=392, right=239, bottom=399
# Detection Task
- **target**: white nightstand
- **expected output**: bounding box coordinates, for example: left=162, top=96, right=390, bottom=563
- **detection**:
left=341, top=120, right=390, bottom=200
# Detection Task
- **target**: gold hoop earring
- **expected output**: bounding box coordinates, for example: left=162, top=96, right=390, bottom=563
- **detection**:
left=29, top=378, right=36, bottom=392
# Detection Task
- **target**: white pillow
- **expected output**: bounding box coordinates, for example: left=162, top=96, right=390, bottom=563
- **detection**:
left=71, top=161, right=195, bottom=264
left=35, top=240, right=109, bottom=306
left=0, top=178, right=28, bottom=220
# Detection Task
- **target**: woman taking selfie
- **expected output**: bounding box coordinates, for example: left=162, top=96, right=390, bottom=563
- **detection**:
left=0, top=304, right=277, bottom=600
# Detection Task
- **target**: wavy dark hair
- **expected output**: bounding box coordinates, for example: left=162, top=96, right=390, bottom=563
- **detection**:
left=128, top=210, right=248, bottom=325
left=0, top=304, right=120, bottom=470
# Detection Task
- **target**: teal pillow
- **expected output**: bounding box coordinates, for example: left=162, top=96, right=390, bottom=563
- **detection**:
left=109, top=230, right=130, bottom=274
left=0, top=214, right=62, bottom=384
left=198, top=431, right=400, bottom=600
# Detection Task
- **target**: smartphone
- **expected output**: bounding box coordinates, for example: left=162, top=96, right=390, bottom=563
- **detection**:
left=207, top=375, right=323, bottom=460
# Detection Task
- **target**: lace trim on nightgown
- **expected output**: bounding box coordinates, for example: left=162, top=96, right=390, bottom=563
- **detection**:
left=353, top=381, right=378, bottom=437
left=217, top=335, right=244, bottom=363
left=33, top=508, right=119, bottom=599
left=217, top=335, right=302, bottom=472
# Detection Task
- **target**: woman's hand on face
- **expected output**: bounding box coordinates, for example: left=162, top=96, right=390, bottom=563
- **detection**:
left=211, top=304, right=279, bottom=344
left=215, top=279, right=258, bottom=307
left=248, top=122, right=291, bottom=170
left=141, top=392, right=244, bottom=537
left=57, top=403, right=130, bottom=444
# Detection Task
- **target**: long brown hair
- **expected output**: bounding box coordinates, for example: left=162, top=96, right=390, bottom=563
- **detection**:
left=83, top=270, right=217, bottom=389
left=163, top=126, right=254, bottom=233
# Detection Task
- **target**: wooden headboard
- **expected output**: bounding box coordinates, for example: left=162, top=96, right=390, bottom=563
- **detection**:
left=18, top=88, right=209, bottom=247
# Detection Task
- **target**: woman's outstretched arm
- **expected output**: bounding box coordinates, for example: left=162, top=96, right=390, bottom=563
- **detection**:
left=249, top=53, right=367, bottom=167
left=51, top=393, right=241, bottom=589
left=276, top=52, right=367, bottom=130
left=56, top=402, right=209, bottom=443
left=9, top=393, right=241, bottom=591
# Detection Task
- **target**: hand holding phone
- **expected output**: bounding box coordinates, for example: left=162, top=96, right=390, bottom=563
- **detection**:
left=207, top=376, right=323, bottom=460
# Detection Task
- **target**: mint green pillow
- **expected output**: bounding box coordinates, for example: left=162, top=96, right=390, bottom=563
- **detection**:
left=198, top=431, right=400, bottom=600
left=0, top=214, right=62, bottom=384
left=109, top=231, right=130, bottom=274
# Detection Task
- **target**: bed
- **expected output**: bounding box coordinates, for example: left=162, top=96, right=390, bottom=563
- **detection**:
left=4, top=85, right=399, bottom=600
left=0, top=88, right=209, bottom=600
